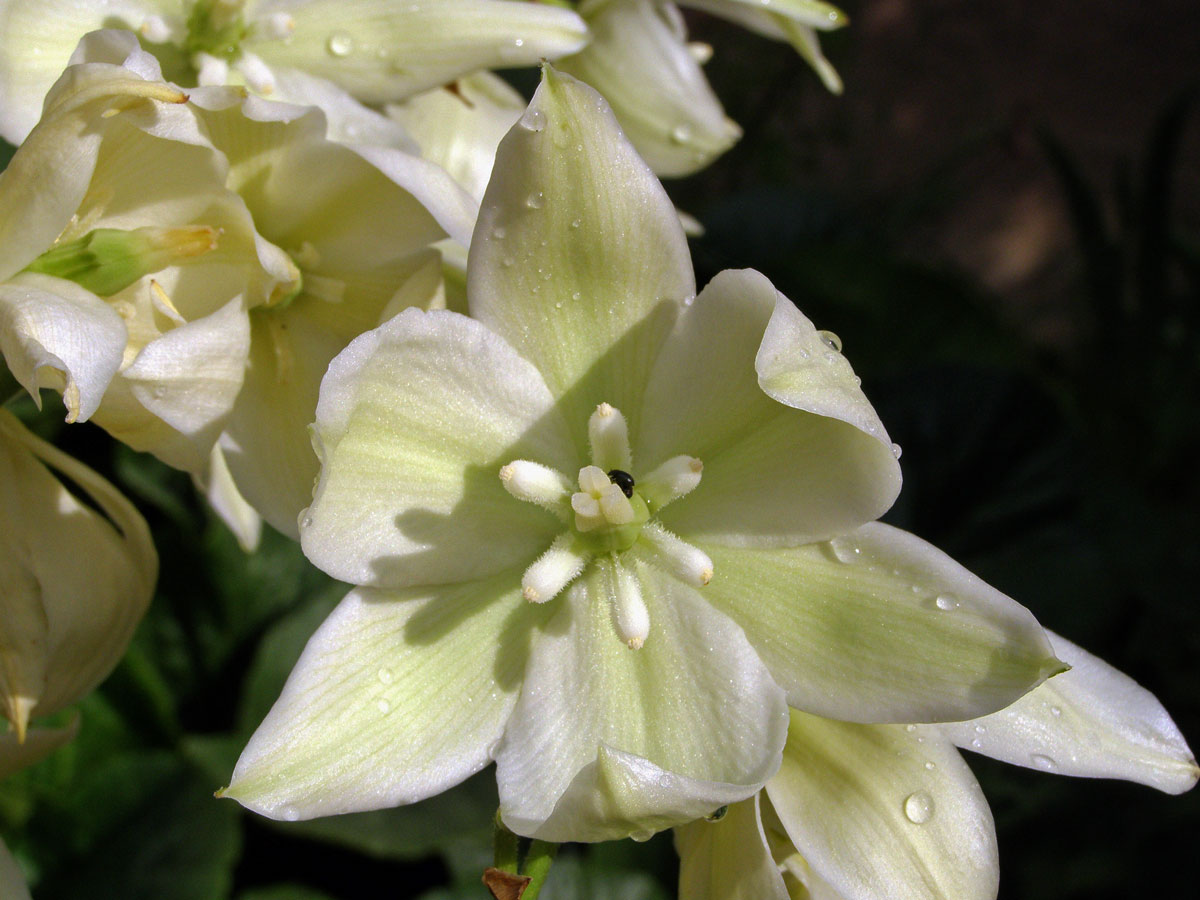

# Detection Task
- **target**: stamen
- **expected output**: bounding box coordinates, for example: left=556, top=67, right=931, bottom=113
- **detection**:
left=522, top=534, right=589, bottom=603
left=140, top=15, right=177, bottom=43
left=258, top=12, right=297, bottom=40
left=640, top=522, right=714, bottom=586
left=602, top=558, right=649, bottom=649
left=588, top=402, right=632, bottom=471
left=499, top=460, right=572, bottom=520
left=638, top=455, right=703, bottom=511
left=194, top=51, right=230, bottom=85
left=573, top=466, right=634, bottom=532
left=236, top=51, right=275, bottom=94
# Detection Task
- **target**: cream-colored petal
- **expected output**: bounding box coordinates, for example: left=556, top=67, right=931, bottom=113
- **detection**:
left=469, top=68, right=694, bottom=447
left=199, top=442, right=262, bottom=552
left=386, top=71, right=525, bottom=205
left=0, top=274, right=126, bottom=423
left=0, top=716, right=79, bottom=778
left=675, top=796, right=790, bottom=900
left=701, top=523, right=1063, bottom=723
left=768, top=711, right=998, bottom=900
left=302, top=307, right=576, bottom=588
left=495, top=556, right=787, bottom=842
left=0, top=0, right=171, bottom=143
left=252, top=0, right=589, bottom=103
left=643, top=269, right=899, bottom=546
left=0, top=836, right=31, bottom=900
left=226, top=575, right=540, bottom=819
left=558, top=0, right=741, bottom=177
left=941, top=630, right=1200, bottom=794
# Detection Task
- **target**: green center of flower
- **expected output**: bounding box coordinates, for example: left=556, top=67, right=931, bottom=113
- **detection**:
left=138, top=0, right=294, bottom=94
left=499, top=402, right=711, bottom=649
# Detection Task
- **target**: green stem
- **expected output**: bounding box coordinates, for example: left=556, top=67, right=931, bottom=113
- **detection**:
left=490, top=812, right=559, bottom=899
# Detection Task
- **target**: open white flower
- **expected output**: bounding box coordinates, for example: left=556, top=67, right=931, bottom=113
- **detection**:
left=0, top=410, right=156, bottom=743
left=0, top=0, right=589, bottom=145
left=676, top=632, right=1198, bottom=900
left=1, top=31, right=476, bottom=539
left=225, top=69, right=1062, bottom=842
left=555, top=0, right=847, bottom=176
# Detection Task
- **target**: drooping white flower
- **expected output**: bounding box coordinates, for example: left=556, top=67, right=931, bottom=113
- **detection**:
left=1, top=31, right=477, bottom=539
left=675, top=632, right=1198, bottom=900
left=0, top=0, right=589, bottom=145
left=224, top=68, right=1061, bottom=842
left=554, top=0, right=847, bottom=176
left=0, top=410, right=156, bottom=743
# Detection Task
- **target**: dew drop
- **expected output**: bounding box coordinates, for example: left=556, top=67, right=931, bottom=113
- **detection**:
left=630, top=829, right=655, bottom=843
left=903, top=791, right=934, bottom=824
left=670, top=123, right=692, bottom=144
left=554, top=302, right=562, bottom=309
left=925, top=761, right=937, bottom=770
left=829, top=536, right=861, bottom=564
left=376, top=697, right=391, bottom=714
left=519, top=108, right=545, bottom=132
left=974, top=724, right=987, bottom=734
left=571, top=291, right=581, bottom=301
left=326, top=31, right=353, bottom=56
left=935, top=593, right=960, bottom=611
left=491, top=226, right=506, bottom=240
left=299, top=514, right=313, bottom=529
left=279, top=805, right=300, bottom=821
left=1050, top=705, right=1062, bottom=717
left=525, top=191, right=544, bottom=209
left=570, top=218, right=582, bottom=229
left=817, top=329, right=842, bottom=352
left=797, top=346, right=810, bottom=359
left=891, top=442, right=903, bottom=459
left=904, top=724, right=917, bottom=733
left=377, top=667, right=394, bottom=685
left=1030, top=753, right=1057, bottom=771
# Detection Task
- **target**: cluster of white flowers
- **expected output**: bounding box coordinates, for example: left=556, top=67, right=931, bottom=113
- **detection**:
left=0, top=3, right=1194, bottom=898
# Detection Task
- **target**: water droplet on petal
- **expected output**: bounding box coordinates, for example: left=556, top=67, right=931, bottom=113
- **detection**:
left=326, top=32, right=353, bottom=56
left=491, top=226, right=506, bottom=240
left=571, top=291, right=581, bottom=301
left=924, top=761, right=937, bottom=770
left=903, top=791, right=934, bottom=824
left=817, top=329, right=842, bottom=352
left=670, top=123, right=692, bottom=144
left=525, top=191, right=544, bottom=209
left=891, top=442, right=903, bottom=459
left=935, top=593, right=960, bottom=611
left=376, top=697, right=391, bottom=714
left=570, top=218, right=582, bottom=229
left=1031, top=753, right=1057, bottom=771
left=829, top=536, right=861, bottom=564
left=519, top=108, right=545, bottom=132
left=279, top=805, right=300, bottom=821
left=1050, top=705, right=1063, bottom=717
left=377, top=667, right=393, bottom=684
left=905, top=724, right=917, bottom=733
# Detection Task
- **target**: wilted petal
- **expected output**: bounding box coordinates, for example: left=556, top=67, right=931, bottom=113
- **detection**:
left=302, top=307, right=576, bottom=588
left=0, top=274, right=126, bottom=423
left=495, top=557, right=787, bottom=842
left=643, top=269, right=900, bottom=546
left=469, top=68, right=694, bottom=446
left=558, top=0, right=741, bottom=177
left=675, top=796, right=790, bottom=900
left=226, top=575, right=539, bottom=819
left=941, top=631, right=1200, bottom=794
left=0, top=410, right=155, bottom=734
left=254, top=0, right=589, bottom=103
left=769, top=710, right=998, bottom=900
left=701, top=522, right=1063, bottom=723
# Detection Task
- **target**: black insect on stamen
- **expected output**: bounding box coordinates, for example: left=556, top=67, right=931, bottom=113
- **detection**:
left=607, top=469, right=635, bottom=498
